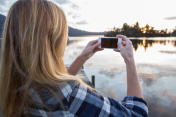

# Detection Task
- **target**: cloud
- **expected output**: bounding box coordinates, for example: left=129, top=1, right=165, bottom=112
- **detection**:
left=0, top=0, right=17, bottom=15
left=159, top=50, right=176, bottom=54
left=76, top=20, right=88, bottom=25
left=161, top=90, right=176, bottom=102
left=137, top=63, right=176, bottom=79
left=101, top=87, right=119, bottom=99
left=70, top=3, right=79, bottom=9
left=0, top=0, right=72, bottom=15
left=72, top=14, right=80, bottom=19
left=164, top=16, right=176, bottom=20
left=50, top=0, right=70, bottom=4
left=138, top=73, right=157, bottom=87
left=0, top=0, right=6, bottom=6
left=67, top=12, right=73, bottom=16
left=145, top=91, right=176, bottom=117
left=146, top=97, right=176, bottom=117
left=98, top=67, right=125, bottom=79
left=99, top=67, right=118, bottom=79
left=97, top=81, right=119, bottom=99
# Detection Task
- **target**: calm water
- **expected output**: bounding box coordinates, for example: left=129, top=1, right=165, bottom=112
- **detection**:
left=64, top=36, right=176, bottom=117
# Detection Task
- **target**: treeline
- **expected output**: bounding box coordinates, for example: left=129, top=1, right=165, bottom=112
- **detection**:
left=105, top=22, right=176, bottom=37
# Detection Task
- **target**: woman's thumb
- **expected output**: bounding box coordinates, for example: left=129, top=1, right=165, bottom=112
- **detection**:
left=92, top=42, right=101, bottom=49
left=118, top=42, right=123, bottom=50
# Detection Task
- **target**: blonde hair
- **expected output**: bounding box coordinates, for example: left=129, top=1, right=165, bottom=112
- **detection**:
left=0, top=0, right=93, bottom=117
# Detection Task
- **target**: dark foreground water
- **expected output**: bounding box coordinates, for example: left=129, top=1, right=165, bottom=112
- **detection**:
left=64, top=37, right=176, bottom=117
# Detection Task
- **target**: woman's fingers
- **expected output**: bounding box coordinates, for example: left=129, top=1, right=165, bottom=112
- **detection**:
left=92, top=42, right=101, bottom=49
left=116, top=35, right=127, bottom=40
left=118, top=42, right=124, bottom=50
left=92, top=40, right=98, bottom=43
left=116, top=35, right=130, bottom=45
left=86, top=40, right=98, bottom=47
left=113, top=49, right=120, bottom=52
left=122, top=41, right=126, bottom=46
left=90, top=40, right=98, bottom=45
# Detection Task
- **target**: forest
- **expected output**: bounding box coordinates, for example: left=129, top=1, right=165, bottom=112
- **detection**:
left=105, top=22, right=176, bottom=37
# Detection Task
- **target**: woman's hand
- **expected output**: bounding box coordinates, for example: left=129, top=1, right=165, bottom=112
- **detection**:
left=114, top=35, right=143, bottom=98
left=81, top=40, right=104, bottom=60
left=67, top=40, right=103, bottom=75
left=114, top=35, right=134, bottom=63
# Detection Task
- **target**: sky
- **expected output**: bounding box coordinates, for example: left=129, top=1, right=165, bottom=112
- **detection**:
left=0, top=0, right=176, bottom=32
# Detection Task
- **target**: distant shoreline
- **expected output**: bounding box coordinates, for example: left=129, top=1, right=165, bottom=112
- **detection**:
left=1, top=36, right=176, bottom=40
left=69, top=35, right=176, bottom=38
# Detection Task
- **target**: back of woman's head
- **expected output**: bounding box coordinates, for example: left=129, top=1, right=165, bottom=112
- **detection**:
left=0, top=0, right=69, bottom=116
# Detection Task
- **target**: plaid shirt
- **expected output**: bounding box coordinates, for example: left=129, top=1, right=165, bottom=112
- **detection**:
left=24, top=81, right=148, bottom=117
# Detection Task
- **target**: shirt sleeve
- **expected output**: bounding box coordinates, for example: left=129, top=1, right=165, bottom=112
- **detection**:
left=68, top=82, right=148, bottom=117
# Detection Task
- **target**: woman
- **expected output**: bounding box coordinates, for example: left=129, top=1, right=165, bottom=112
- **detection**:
left=0, top=0, right=148, bottom=117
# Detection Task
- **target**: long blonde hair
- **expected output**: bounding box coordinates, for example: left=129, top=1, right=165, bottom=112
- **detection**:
left=0, top=0, right=92, bottom=116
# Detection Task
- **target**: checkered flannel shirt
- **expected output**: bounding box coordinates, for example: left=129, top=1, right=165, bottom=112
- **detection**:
left=25, top=81, right=148, bottom=117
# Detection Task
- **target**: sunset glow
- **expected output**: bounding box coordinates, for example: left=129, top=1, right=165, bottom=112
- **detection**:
left=0, top=0, right=176, bottom=32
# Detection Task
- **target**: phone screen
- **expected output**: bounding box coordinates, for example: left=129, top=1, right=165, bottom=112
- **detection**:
left=101, top=38, right=118, bottom=48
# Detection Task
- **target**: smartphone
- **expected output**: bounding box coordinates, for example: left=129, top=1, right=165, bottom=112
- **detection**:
left=98, top=37, right=122, bottom=49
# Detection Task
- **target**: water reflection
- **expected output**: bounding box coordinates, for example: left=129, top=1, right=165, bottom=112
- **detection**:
left=138, top=73, right=157, bottom=87
left=99, top=67, right=124, bottom=79
left=146, top=94, right=176, bottom=117
left=131, top=39, right=176, bottom=51
left=64, top=37, right=176, bottom=117
left=67, top=38, right=176, bottom=53
left=159, top=50, right=176, bottom=54
left=98, top=81, right=119, bottom=99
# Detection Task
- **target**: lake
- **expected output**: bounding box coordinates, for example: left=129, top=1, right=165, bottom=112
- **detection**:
left=64, top=36, right=176, bottom=117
